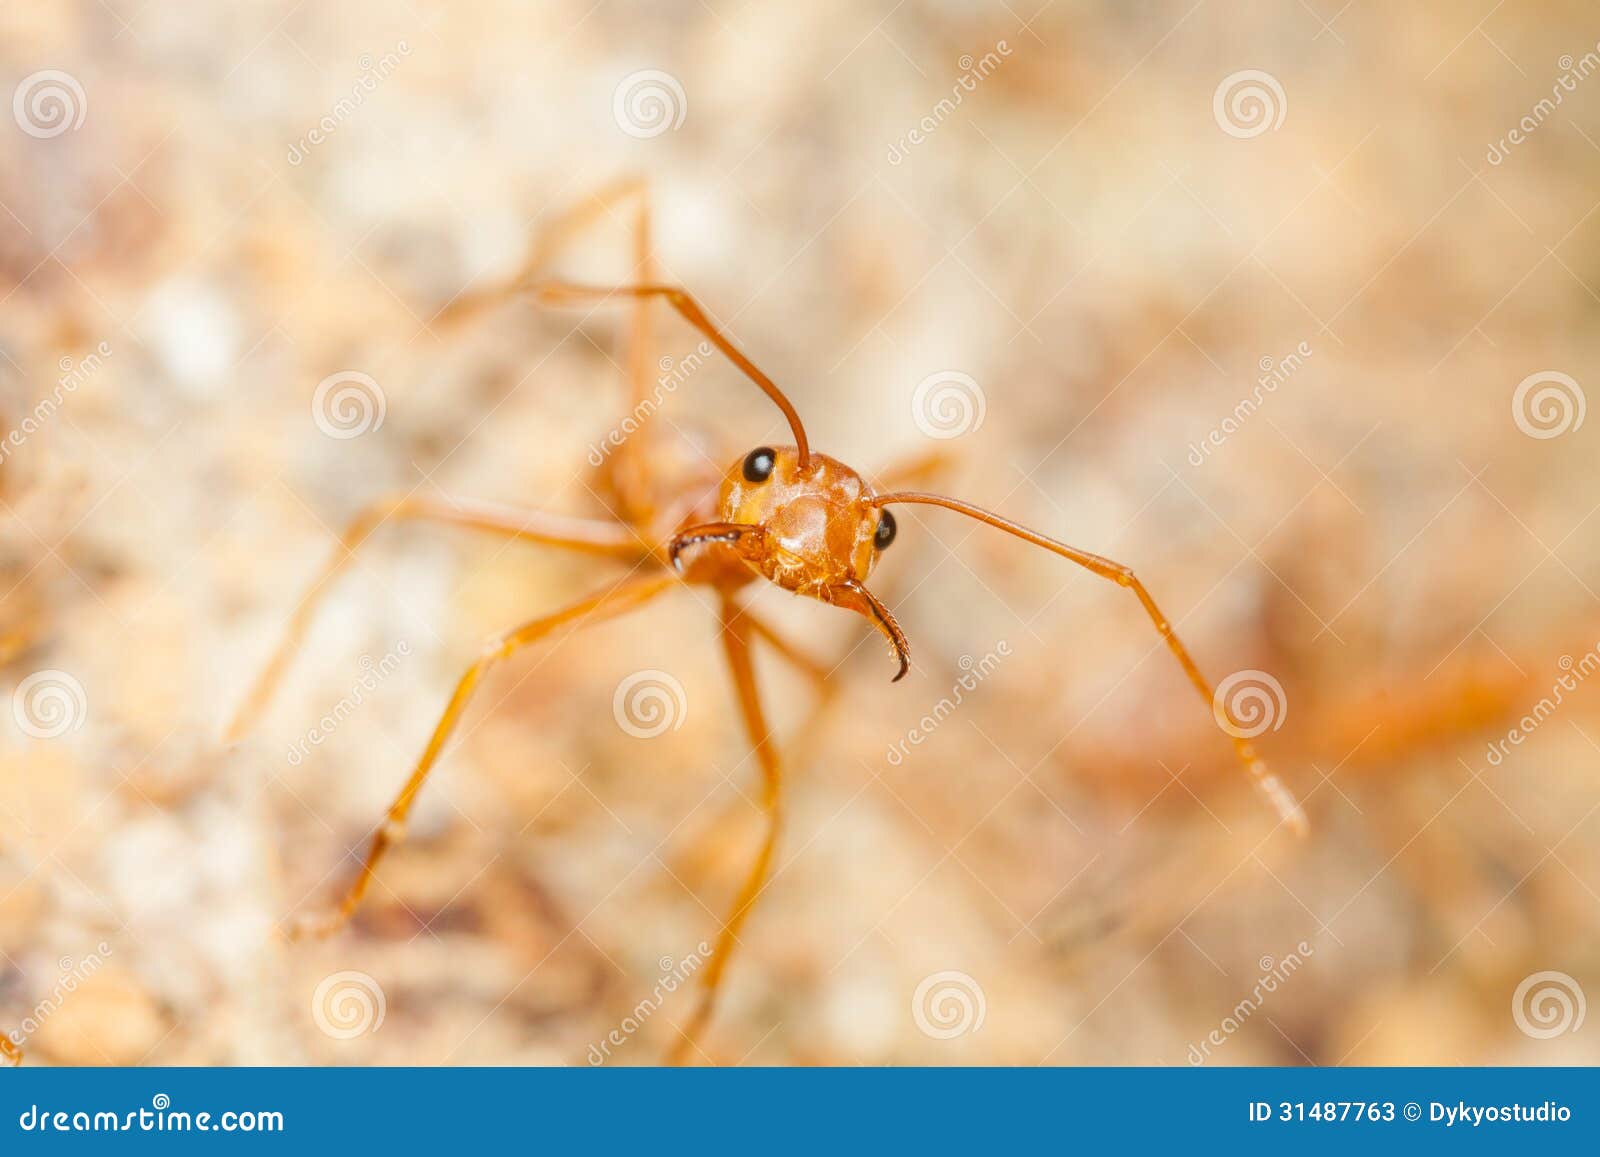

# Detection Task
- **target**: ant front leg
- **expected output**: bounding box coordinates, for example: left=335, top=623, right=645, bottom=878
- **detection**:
left=664, top=597, right=785, bottom=1066
left=286, top=573, right=676, bottom=940
left=225, top=495, right=646, bottom=744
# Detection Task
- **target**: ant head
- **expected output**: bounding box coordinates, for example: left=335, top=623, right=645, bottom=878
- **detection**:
left=670, top=445, right=908, bottom=679
left=716, top=446, right=895, bottom=593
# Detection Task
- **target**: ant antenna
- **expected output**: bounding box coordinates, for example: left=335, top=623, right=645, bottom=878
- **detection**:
left=529, top=282, right=812, bottom=469
left=871, top=490, right=1308, bottom=834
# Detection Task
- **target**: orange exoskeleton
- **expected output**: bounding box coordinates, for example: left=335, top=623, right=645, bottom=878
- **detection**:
left=228, top=178, right=1306, bottom=1068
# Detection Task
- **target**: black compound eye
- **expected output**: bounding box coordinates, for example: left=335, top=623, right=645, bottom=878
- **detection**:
left=742, top=447, right=777, bottom=483
left=874, top=509, right=897, bottom=550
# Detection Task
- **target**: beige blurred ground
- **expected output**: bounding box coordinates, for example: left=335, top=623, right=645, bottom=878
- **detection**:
left=1, top=0, right=1598, bottom=1065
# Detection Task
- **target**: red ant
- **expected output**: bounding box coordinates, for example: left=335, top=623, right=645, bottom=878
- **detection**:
left=227, top=179, right=1306, bottom=1065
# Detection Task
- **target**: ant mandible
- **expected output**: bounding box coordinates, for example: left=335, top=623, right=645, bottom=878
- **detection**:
left=226, top=178, right=1306, bottom=1066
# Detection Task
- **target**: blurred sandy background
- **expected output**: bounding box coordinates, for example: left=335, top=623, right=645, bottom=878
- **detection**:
left=1, top=0, right=1598, bottom=1065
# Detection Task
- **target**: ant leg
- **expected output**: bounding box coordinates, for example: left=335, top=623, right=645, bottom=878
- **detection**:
left=425, top=180, right=662, bottom=521
left=741, top=610, right=831, bottom=688
left=1017, top=551, right=1305, bottom=830
left=433, top=177, right=649, bottom=327
left=615, top=186, right=658, bottom=525
left=1, top=1036, right=20, bottom=1066
left=289, top=573, right=677, bottom=940
left=871, top=446, right=957, bottom=493
left=433, top=180, right=664, bottom=524
left=664, top=598, right=783, bottom=1066
left=225, top=494, right=647, bottom=744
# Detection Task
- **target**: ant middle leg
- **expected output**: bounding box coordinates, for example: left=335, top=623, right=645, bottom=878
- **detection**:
left=226, top=495, right=648, bottom=744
